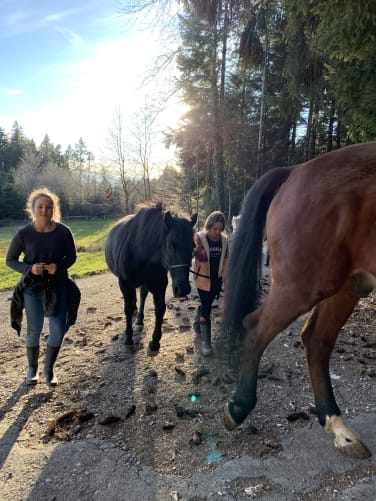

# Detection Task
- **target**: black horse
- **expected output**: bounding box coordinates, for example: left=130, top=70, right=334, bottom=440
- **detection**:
left=105, top=203, right=197, bottom=356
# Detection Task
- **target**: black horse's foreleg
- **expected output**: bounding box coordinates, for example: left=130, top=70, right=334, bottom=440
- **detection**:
left=134, top=286, right=148, bottom=331
left=119, top=278, right=137, bottom=348
left=147, top=293, right=166, bottom=356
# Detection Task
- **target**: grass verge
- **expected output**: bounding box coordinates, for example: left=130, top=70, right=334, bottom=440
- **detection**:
left=0, top=218, right=116, bottom=292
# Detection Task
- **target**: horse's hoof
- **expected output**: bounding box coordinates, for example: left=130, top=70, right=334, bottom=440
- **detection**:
left=336, top=438, right=372, bottom=459
left=123, top=335, right=135, bottom=352
left=147, top=347, right=159, bottom=357
left=224, top=402, right=240, bottom=431
left=134, top=323, right=144, bottom=333
left=327, top=415, right=373, bottom=459
left=147, top=341, right=160, bottom=357
left=224, top=400, right=249, bottom=430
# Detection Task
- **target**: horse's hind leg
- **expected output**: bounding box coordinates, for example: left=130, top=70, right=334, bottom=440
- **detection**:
left=134, top=286, right=148, bottom=332
left=118, top=278, right=137, bottom=349
left=301, top=279, right=371, bottom=459
left=225, top=288, right=308, bottom=429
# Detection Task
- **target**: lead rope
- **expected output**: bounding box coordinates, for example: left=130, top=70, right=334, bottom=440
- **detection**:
left=189, top=268, right=210, bottom=279
left=165, top=262, right=210, bottom=279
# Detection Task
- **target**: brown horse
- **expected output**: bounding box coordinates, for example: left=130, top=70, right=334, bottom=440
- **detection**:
left=221, top=142, right=376, bottom=459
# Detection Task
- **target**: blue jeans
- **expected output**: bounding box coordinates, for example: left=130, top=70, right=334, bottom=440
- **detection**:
left=24, top=286, right=68, bottom=348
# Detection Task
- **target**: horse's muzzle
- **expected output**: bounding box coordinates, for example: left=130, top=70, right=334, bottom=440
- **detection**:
left=172, top=281, right=191, bottom=298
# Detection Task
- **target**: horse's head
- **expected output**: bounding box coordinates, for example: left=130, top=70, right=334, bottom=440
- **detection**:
left=163, top=211, right=198, bottom=297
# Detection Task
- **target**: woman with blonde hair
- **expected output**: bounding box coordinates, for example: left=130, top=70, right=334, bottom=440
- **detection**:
left=6, top=187, right=79, bottom=386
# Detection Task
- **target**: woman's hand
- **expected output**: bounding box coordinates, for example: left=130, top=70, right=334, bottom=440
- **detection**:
left=31, top=263, right=57, bottom=275
left=43, top=263, right=57, bottom=275
left=31, top=263, right=45, bottom=275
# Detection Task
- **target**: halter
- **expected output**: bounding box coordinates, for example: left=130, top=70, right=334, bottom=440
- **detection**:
left=168, top=263, right=190, bottom=270
left=163, top=261, right=191, bottom=272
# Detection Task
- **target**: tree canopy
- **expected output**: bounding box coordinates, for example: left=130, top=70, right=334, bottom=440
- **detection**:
left=1, top=0, right=375, bottom=222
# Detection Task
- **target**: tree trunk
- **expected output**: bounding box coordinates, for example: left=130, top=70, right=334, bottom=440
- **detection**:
left=210, top=1, right=226, bottom=212
left=304, top=100, right=313, bottom=161
left=257, top=32, right=268, bottom=177
left=327, top=99, right=335, bottom=152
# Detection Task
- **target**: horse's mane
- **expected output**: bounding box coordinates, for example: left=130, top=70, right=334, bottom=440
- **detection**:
left=128, top=202, right=191, bottom=252
left=130, top=203, right=166, bottom=249
left=135, top=200, right=191, bottom=222
left=135, top=200, right=165, bottom=212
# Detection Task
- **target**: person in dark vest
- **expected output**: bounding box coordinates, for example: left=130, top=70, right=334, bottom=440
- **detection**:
left=6, top=187, right=79, bottom=387
left=192, top=211, right=229, bottom=356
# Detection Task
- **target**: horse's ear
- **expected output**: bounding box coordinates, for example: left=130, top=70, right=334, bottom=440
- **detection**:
left=163, top=211, right=173, bottom=231
left=191, top=213, right=198, bottom=227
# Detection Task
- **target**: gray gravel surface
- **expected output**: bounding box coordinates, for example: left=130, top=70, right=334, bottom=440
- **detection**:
left=0, top=273, right=375, bottom=500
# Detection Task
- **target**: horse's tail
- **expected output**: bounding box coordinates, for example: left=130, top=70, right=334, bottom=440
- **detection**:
left=220, top=167, right=292, bottom=349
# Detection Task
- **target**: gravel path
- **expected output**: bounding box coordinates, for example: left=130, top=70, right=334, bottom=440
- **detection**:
left=0, top=273, right=375, bottom=500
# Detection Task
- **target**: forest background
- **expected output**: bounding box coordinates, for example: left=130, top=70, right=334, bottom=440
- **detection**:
left=1, top=0, right=375, bottom=226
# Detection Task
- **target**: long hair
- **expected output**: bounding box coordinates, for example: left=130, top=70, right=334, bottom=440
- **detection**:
left=204, top=210, right=226, bottom=230
left=26, top=187, right=61, bottom=222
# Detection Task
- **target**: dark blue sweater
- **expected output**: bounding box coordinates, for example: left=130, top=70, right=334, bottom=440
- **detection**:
left=6, top=222, right=77, bottom=279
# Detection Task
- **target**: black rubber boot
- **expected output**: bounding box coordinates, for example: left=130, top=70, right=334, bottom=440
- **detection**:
left=199, top=320, right=213, bottom=356
left=26, top=346, right=39, bottom=385
left=44, top=345, right=60, bottom=387
left=193, top=306, right=201, bottom=336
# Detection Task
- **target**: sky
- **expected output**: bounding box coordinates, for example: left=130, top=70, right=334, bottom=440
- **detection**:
left=0, top=0, right=184, bottom=164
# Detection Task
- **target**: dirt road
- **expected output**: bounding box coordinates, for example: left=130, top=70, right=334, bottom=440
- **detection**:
left=0, top=273, right=375, bottom=500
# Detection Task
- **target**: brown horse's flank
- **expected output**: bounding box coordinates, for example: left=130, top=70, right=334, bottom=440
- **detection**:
left=223, top=142, right=376, bottom=459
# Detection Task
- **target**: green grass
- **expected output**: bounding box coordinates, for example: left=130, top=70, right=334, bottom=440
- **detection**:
left=0, top=218, right=117, bottom=291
